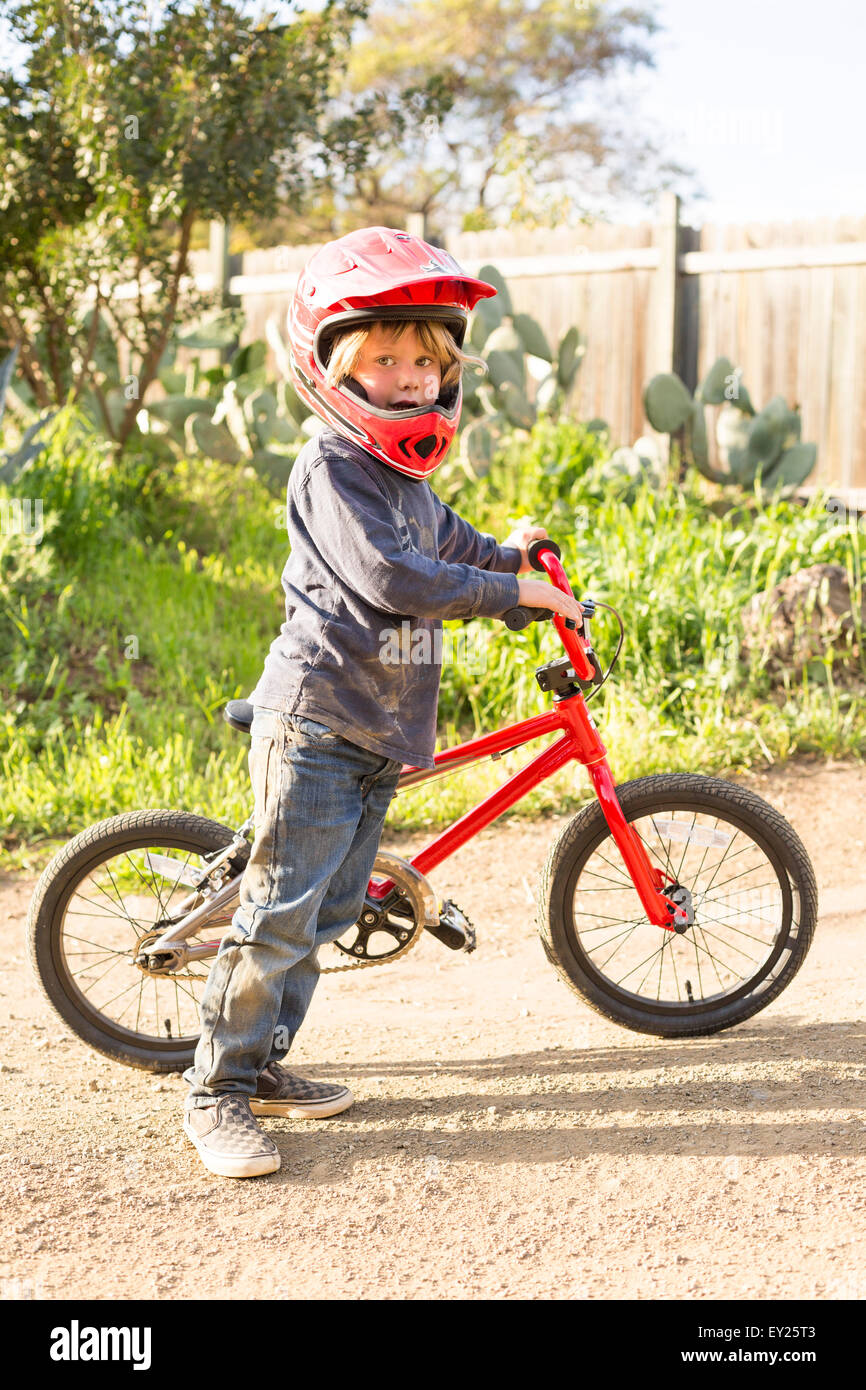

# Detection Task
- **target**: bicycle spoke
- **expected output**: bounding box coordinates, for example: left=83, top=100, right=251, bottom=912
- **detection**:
left=646, top=817, right=679, bottom=883
left=114, top=984, right=147, bottom=1027
left=696, top=904, right=781, bottom=944
left=668, top=934, right=682, bottom=1001
left=62, top=932, right=129, bottom=954
left=694, top=923, right=764, bottom=969
left=92, top=976, right=142, bottom=1013
left=585, top=918, right=646, bottom=955
left=596, top=923, right=643, bottom=972
left=673, top=811, right=698, bottom=886
left=86, top=868, right=142, bottom=933
left=587, top=850, right=635, bottom=888
left=70, top=953, right=128, bottom=988
left=656, top=933, right=666, bottom=1000
left=64, top=899, right=137, bottom=923
left=613, top=941, right=670, bottom=990
left=696, top=828, right=747, bottom=900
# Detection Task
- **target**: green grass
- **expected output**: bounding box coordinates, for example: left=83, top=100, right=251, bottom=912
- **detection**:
left=2, top=408, right=864, bottom=873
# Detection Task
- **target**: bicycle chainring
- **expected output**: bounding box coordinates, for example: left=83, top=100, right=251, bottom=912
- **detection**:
left=325, top=855, right=426, bottom=972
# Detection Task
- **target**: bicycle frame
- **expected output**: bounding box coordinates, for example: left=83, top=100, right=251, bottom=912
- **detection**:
left=375, top=691, right=678, bottom=929
left=147, top=545, right=684, bottom=964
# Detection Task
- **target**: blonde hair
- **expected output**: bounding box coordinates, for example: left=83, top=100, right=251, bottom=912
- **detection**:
left=324, top=318, right=488, bottom=397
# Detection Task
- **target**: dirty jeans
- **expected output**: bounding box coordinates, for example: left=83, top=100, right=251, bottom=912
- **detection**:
left=183, top=708, right=402, bottom=1108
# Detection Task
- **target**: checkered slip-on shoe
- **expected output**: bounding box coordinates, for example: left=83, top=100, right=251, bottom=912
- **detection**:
left=183, top=1094, right=281, bottom=1178
left=249, top=1062, right=354, bottom=1119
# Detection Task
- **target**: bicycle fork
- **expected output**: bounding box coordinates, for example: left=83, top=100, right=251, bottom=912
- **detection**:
left=555, top=695, right=684, bottom=932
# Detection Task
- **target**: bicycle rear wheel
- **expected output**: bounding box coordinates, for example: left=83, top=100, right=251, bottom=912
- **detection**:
left=538, top=773, right=818, bottom=1037
left=26, top=810, right=249, bottom=1072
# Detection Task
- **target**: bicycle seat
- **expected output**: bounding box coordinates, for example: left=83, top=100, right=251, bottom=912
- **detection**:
left=224, top=699, right=254, bottom=733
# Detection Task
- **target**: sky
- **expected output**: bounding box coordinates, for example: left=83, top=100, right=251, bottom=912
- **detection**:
left=1, top=0, right=861, bottom=228
left=616, top=0, right=864, bottom=225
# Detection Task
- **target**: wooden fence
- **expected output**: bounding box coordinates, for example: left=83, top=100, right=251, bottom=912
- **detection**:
left=194, top=199, right=866, bottom=490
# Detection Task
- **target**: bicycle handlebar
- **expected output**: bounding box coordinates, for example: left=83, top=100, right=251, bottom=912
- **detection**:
left=528, top=537, right=561, bottom=570
left=499, top=536, right=597, bottom=684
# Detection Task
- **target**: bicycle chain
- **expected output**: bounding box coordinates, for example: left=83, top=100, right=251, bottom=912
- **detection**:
left=320, top=914, right=426, bottom=974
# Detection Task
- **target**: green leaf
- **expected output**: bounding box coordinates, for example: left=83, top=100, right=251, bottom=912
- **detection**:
left=473, top=295, right=503, bottom=339
left=745, top=395, right=790, bottom=475
left=469, top=311, right=492, bottom=353
left=643, top=373, right=693, bottom=433
left=177, top=313, right=238, bottom=350
left=476, top=265, right=513, bottom=317
left=232, top=341, right=267, bottom=379
left=698, top=356, right=736, bottom=405
left=280, top=381, right=309, bottom=428
left=688, top=399, right=712, bottom=476
left=190, top=415, right=242, bottom=464
left=761, top=442, right=817, bottom=492
left=243, top=388, right=277, bottom=446
left=499, top=381, right=535, bottom=430
left=513, top=313, right=553, bottom=362
left=486, top=349, right=523, bottom=392
left=556, top=327, right=583, bottom=389
left=251, top=449, right=294, bottom=488
left=148, top=396, right=214, bottom=427
left=157, top=368, right=187, bottom=396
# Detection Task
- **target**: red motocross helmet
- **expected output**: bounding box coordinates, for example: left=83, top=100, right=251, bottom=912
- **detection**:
left=287, top=226, right=497, bottom=480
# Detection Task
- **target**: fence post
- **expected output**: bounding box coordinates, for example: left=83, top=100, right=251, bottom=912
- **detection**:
left=653, top=192, right=682, bottom=464
left=406, top=212, right=427, bottom=240
left=209, top=219, right=230, bottom=307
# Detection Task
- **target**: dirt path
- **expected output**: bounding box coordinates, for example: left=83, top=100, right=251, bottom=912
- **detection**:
left=1, top=757, right=864, bottom=1301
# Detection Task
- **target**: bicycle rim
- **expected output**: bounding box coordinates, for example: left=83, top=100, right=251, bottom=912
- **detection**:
left=53, top=838, right=232, bottom=1049
left=564, top=800, right=799, bottom=1017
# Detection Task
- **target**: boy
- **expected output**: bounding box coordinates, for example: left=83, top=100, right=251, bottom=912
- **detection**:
left=182, top=227, right=583, bottom=1177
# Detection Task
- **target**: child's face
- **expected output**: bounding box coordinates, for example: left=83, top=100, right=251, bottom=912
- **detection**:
left=350, top=324, right=442, bottom=410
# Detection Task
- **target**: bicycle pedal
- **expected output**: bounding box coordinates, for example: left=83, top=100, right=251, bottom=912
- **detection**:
left=425, top=899, right=476, bottom=953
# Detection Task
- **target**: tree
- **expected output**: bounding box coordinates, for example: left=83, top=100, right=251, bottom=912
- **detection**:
left=263, top=0, right=692, bottom=241
left=0, top=0, right=374, bottom=446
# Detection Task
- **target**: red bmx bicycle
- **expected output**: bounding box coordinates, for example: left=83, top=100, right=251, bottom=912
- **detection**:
left=27, top=540, right=818, bottom=1072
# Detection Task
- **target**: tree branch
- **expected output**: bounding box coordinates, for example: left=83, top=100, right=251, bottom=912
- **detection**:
left=0, top=301, right=52, bottom=408
left=70, top=289, right=102, bottom=406
left=116, top=209, right=197, bottom=447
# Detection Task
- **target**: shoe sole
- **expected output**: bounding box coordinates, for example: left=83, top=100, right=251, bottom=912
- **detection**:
left=248, top=1088, right=354, bottom=1119
left=182, top=1116, right=281, bottom=1178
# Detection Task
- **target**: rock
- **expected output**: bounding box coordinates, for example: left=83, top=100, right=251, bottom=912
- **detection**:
left=740, top=563, right=866, bottom=682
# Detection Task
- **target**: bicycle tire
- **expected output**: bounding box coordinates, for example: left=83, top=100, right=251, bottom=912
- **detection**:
left=538, top=773, right=818, bottom=1037
left=26, top=809, right=249, bottom=1073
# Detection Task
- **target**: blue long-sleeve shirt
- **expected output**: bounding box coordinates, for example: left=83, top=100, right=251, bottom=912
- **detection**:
left=249, top=428, right=522, bottom=768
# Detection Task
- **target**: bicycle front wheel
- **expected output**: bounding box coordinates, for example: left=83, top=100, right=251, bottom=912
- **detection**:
left=538, top=773, right=818, bottom=1037
left=26, top=810, right=249, bottom=1072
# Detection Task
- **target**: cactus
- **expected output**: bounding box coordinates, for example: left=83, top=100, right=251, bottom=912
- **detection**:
left=643, top=358, right=817, bottom=494
left=598, top=434, right=666, bottom=498
left=644, top=374, right=693, bottom=434
left=136, top=320, right=317, bottom=483
left=189, top=415, right=242, bottom=465
left=454, top=263, right=586, bottom=476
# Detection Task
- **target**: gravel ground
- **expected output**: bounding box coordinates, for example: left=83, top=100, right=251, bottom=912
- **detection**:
left=1, top=755, right=864, bottom=1301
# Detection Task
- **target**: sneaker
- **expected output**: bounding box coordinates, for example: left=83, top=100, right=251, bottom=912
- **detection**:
left=183, top=1094, right=281, bottom=1178
left=249, top=1061, right=354, bottom=1119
